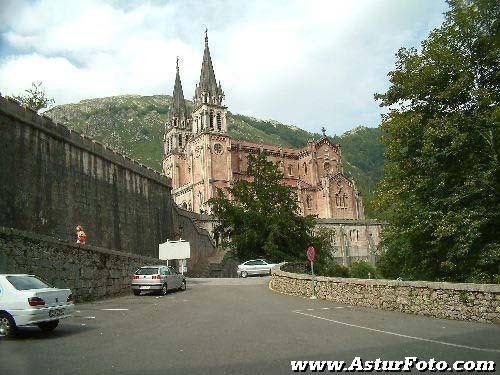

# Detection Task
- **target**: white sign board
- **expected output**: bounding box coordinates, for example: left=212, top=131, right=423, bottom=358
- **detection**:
left=159, top=239, right=191, bottom=260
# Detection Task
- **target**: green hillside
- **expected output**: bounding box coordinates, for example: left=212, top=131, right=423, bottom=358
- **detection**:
left=46, top=94, right=384, bottom=216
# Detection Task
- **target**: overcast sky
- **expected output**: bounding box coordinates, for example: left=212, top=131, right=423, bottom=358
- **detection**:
left=0, top=0, right=448, bottom=135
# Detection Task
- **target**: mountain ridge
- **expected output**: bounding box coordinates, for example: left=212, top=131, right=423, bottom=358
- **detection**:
left=46, top=94, right=384, bottom=216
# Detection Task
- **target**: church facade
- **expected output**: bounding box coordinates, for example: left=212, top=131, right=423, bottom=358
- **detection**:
left=163, top=33, right=364, bottom=220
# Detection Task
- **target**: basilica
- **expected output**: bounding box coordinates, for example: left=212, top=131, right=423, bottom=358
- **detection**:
left=163, top=32, right=365, bottom=220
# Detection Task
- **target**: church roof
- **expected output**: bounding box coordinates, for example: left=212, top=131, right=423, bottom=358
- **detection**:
left=169, top=58, right=189, bottom=122
left=313, top=136, right=341, bottom=150
left=195, top=30, right=223, bottom=100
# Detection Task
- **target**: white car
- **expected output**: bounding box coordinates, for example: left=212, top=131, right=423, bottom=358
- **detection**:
left=237, top=259, right=278, bottom=278
left=0, top=274, right=75, bottom=337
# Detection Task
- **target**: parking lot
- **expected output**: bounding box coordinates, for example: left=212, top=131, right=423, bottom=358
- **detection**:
left=1, top=277, right=498, bottom=374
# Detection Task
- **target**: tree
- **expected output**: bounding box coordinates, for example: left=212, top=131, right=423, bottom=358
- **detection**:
left=12, top=81, right=55, bottom=112
left=209, top=153, right=333, bottom=266
left=374, top=0, right=499, bottom=283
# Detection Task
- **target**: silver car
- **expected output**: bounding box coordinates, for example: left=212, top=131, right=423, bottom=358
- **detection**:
left=131, top=266, right=186, bottom=296
left=237, top=259, right=278, bottom=278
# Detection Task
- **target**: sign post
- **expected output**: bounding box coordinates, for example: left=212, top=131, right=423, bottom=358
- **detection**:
left=307, top=244, right=317, bottom=299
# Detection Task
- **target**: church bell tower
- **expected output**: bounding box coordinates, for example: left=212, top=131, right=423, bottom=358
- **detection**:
left=191, top=29, right=227, bottom=135
left=164, top=58, right=192, bottom=157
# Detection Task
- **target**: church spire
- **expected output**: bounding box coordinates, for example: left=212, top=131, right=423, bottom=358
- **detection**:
left=195, top=29, right=224, bottom=105
left=168, top=57, right=189, bottom=128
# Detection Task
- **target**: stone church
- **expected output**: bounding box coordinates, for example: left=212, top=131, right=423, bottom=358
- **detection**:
left=163, top=32, right=364, bottom=220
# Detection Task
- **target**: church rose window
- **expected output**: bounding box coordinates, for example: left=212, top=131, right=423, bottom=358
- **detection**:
left=214, top=143, right=223, bottom=154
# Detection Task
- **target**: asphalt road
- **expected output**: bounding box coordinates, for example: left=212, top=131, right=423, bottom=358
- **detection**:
left=1, top=277, right=499, bottom=374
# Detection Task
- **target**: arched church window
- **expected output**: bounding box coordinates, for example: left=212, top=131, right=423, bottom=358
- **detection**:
left=343, top=193, right=348, bottom=207
left=185, top=134, right=189, bottom=144
left=288, top=165, right=293, bottom=176
left=303, top=162, right=308, bottom=175
left=306, top=195, right=312, bottom=209
left=179, top=134, right=183, bottom=147
left=182, top=202, right=187, bottom=209
left=209, top=111, right=214, bottom=130
left=217, top=113, right=222, bottom=131
left=335, top=194, right=340, bottom=207
left=324, top=162, right=330, bottom=172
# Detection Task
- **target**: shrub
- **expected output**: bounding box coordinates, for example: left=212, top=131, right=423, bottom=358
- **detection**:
left=318, top=262, right=350, bottom=278
left=349, top=261, right=377, bottom=279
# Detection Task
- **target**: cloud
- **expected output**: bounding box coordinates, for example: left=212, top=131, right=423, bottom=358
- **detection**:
left=0, top=0, right=448, bottom=134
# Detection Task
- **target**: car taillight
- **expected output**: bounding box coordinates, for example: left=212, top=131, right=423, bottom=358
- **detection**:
left=133, top=275, right=139, bottom=279
left=28, top=297, right=46, bottom=307
left=67, top=294, right=73, bottom=303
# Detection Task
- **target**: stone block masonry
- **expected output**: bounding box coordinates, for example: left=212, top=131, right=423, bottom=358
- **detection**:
left=0, top=227, right=170, bottom=301
left=171, top=205, right=216, bottom=276
left=0, top=95, right=173, bottom=258
left=271, top=264, right=500, bottom=324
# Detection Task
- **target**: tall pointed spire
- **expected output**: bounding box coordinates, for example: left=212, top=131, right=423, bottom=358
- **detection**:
left=169, top=57, right=189, bottom=128
left=195, top=29, right=224, bottom=105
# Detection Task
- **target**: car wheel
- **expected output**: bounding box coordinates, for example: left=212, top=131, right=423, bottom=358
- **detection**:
left=240, top=271, right=248, bottom=278
left=133, top=290, right=141, bottom=296
left=0, top=312, right=16, bottom=338
left=161, top=284, right=168, bottom=296
left=179, top=280, right=186, bottom=291
left=37, top=320, right=59, bottom=332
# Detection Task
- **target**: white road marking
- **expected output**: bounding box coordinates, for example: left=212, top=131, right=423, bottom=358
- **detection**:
left=307, top=308, right=315, bottom=311
left=321, top=307, right=330, bottom=310
left=83, top=316, right=96, bottom=319
left=101, top=308, right=129, bottom=311
left=294, top=311, right=500, bottom=353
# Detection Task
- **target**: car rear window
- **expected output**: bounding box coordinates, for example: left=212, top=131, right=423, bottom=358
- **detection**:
left=7, top=276, right=50, bottom=290
left=135, top=267, right=159, bottom=275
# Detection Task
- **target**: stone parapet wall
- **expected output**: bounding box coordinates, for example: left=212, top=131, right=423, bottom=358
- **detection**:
left=0, top=227, right=169, bottom=302
left=271, top=264, right=500, bottom=324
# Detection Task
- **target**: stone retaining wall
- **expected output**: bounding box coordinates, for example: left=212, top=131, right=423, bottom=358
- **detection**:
left=0, top=95, right=173, bottom=258
left=171, top=204, right=216, bottom=276
left=0, top=227, right=169, bottom=301
left=271, top=264, right=500, bottom=324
